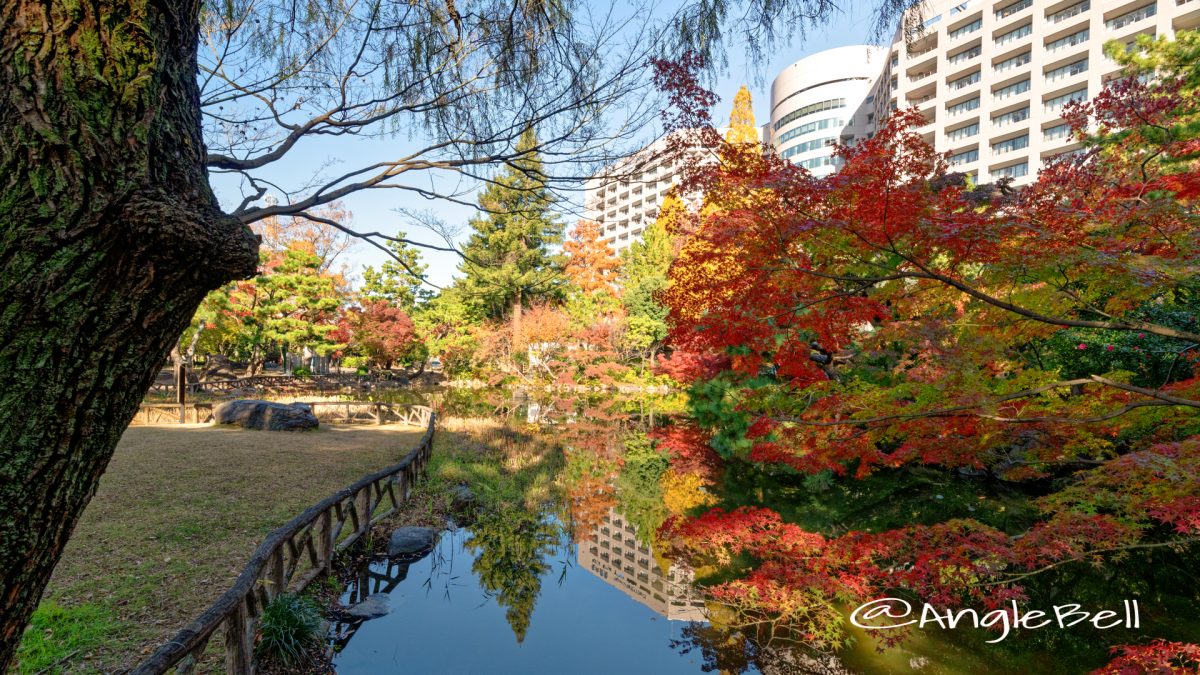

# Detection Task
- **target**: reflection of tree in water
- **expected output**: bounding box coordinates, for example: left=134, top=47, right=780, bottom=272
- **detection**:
left=671, top=622, right=851, bottom=675
left=464, top=508, right=564, bottom=643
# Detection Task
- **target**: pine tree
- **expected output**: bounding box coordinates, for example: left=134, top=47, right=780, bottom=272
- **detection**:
left=458, top=129, right=564, bottom=336
left=360, top=237, right=430, bottom=311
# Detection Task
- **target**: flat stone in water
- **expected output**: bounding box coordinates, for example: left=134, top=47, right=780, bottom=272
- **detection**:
left=344, top=593, right=389, bottom=620
left=387, top=526, right=438, bottom=560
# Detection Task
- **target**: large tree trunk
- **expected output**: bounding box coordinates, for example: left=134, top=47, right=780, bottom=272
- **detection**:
left=0, top=2, right=259, bottom=668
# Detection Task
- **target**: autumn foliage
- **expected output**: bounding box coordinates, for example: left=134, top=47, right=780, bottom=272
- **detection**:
left=649, top=42, right=1200, bottom=664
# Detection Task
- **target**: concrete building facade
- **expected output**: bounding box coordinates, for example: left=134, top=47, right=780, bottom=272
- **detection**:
left=765, top=45, right=888, bottom=175
left=870, top=0, right=1200, bottom=183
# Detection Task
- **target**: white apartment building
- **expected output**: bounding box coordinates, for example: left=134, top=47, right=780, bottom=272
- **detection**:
left=871, top=0, right=1200, bottom=183
left=583, top=127, right=762, bottom=254
left=583, top=134, right=687, bottom=254
left=766, top=45, right=887, bottom=175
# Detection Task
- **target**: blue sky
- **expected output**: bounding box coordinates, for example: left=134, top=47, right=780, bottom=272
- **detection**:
left=210, top=3, right=883, bottom=290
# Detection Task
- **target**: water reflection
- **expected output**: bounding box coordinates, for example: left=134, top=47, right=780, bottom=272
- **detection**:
left=577, top=507, right=706, bottom=622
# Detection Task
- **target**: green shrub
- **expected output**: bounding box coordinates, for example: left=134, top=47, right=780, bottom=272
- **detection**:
left=291, top=366, right=314, bottom=379
left=342, top=356, right=368, bottom=371
left=256, top=593, right=322, bottom=667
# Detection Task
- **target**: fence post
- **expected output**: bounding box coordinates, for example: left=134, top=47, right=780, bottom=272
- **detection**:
left=224, top=602, right=252, bottom=675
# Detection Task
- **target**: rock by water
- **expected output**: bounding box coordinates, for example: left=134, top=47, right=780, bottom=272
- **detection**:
left=387, top=526, right=438, bottom=561
left=344, top=593, right=390, bottom=620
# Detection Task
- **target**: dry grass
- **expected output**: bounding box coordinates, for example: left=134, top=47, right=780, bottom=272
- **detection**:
left=25, top=423, right=423, bottom=674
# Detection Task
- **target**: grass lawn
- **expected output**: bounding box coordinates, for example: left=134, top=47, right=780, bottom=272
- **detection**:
left=15, top=423, right=424, bottom=674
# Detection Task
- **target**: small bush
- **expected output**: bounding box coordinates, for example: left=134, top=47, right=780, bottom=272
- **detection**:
left=256, top=593, right=322, bottom=667
left=291, top=366, right=314, bottom=379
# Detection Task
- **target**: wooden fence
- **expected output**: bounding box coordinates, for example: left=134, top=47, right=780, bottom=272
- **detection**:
left=131, top=401, right=428, bottom=426
left=130, top=406, right=435, bottom=675
left=146, top=373, right=409, bottom=397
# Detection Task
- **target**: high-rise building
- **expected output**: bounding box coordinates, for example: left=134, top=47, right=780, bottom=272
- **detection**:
left=583, top=89, right=763, bottom=253
left=765, top=45, right=887, bottom=175
left=871, top=0, right=1200, bottom=183
left=582, top=132, right=695, bottom=255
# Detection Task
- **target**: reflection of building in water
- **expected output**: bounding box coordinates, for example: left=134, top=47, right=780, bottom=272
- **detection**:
left=577, top=508, right=707, bottom=621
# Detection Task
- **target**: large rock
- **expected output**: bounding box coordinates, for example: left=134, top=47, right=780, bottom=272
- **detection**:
left=343, top=593, right=390, bottom=620
left=387, top=526, right=438, bottom=561
left=213, top=399, right=319, bottom=431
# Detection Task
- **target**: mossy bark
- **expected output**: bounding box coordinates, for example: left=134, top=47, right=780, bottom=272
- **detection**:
left=0, top=2, right=259, bottom=668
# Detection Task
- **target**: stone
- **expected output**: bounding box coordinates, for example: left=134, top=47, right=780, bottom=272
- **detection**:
left=212, top=399, right=319, bottom=431
left=343, top=593, right=389, bottom=620
left=387, top=526, right=438, bottom=560
left=449, top=484, right=476, bottom=514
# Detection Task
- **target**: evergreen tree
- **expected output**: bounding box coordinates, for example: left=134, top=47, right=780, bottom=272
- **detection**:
left=360, top=237, right=430, bottom=311
left=621, top=195, right=679, bottom=362
left=458, top=129, right=564, bottom=336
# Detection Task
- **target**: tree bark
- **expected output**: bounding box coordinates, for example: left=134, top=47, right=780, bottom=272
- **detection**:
left=0, top=2, right=259, bottom=668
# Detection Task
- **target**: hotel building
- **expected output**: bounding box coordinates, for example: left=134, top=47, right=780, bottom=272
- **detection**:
left=765, top=45, right=887, bottom=175
left=870, top=0, right=1200, bottom=183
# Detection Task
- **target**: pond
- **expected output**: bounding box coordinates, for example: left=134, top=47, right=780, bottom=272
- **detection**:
left=326, top=390, right=1199, bottom=674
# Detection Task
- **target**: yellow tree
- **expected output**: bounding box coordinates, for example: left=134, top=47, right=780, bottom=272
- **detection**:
left=666, top=85, right=767, bottom=335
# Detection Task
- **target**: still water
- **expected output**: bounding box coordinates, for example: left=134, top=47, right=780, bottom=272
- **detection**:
left=326, top=390, right=1198, bottom=674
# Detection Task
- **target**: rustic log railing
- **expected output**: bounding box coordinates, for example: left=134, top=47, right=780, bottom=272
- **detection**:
left=131, top=401, right=428, bottom=426
left=146, top=373, right=410, bottom=397
left=130, top=405, right=435, bottom=675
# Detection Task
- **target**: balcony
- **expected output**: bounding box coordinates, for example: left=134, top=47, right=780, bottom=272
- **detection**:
left=995, top=0, right=1033, bottom=19
left=949, top=18, right=983, bottom=39
left=949, top=45, right=983, bottom=65
left=1044, top=123, right=1073, bottom=142
left=947, top=122, right=980, bottom=142
left=1044, top=87, right=1088, bottom=113
left=949, top=71, right=982, bottom=90
left=1045, top=58, right=1089, bottom=83
left=995, top=51, right=1032, bottom=73
left=1047, top=28, right=1090, bottom=53
left=992, top=133, right=1030, bottom=155
left=993, top=105, right=1031, bottom=126
left=1048, top=0, right=1090, bottom=23
left=991, top=161, right=1030, bottom=179
left=950, top=148, right=980, bottom=166
left=909, top=70, right=936, bottom=83
left=1106, top=3, right=1157, bottom=30
left=994, top=79, right=1031, bottom=100
left=995, top=23, right=1033, bottom=46
left=948, top=96, right=982, bottom=115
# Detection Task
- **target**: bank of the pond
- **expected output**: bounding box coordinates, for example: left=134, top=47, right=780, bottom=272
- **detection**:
left=14, top=424, right=424, bottom=674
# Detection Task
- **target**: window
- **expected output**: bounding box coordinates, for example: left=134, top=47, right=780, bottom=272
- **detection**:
left=1106, top=3, right=1156, bottom=30
left=1048, top=0, right=1089, bottom=23
left=993, top=105, right=1030, bottom=126
left=923, top=13, right=943, bottom=26
left=774, top=98, right=847, bottom=131
left=950, top=71, right=982, bottom=90
left=1047, top=28, right=1089, bottom=52
left=992, top=134, right=1029, bottom=154
left=781, top=136, right=837, bottom=158
left=995, top=23, right=1033, bottom=46
left=995, top=0, right=1032, bottom=19
left=950, top=2, right=971, bottom=15
left=948, top=96, right=981, bottom=115
left=994, top=79, right=1031, bottom=99
left=1044, top=87, right=1088, bottom=112
left=994, top=51, right=1032, bottom=73
left=1044, top=123, right=1072, bottom=141
left=950, top=148, right=980, bottom=165
left=947, top=123, right=980, bottom=141
left=992, top=162, right=1029, bottom=179
left=993, top=0, right=1032, bottom=17
left=949, top=45, right=983, bottom=65
left=1045, top=58, right=1089, bottom=82
left=775, top=117, right=843, bottom=144
left=949, top=18, right=983, bottom=39
left=795, top=155, right=842, bottom=170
